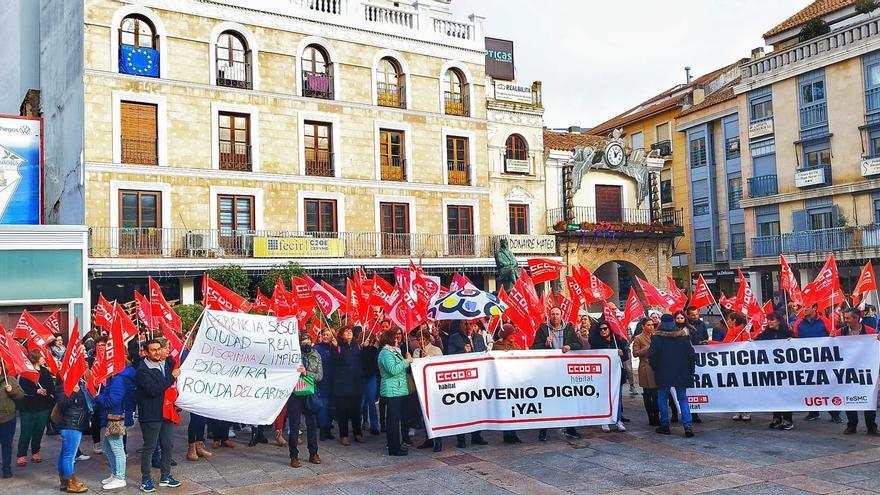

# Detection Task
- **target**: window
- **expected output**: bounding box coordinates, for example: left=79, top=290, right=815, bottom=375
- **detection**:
left=693, top=197, right=710, bottom=216
left=304, top=121, right=333, bottom=177
left=694, top=240, right=713, bottom=264
left=810, top=210, right=834, bottom=230
left=689, top=137, right=707, bottom=168
left=379, top=129, right=405, bottom=181
left=804, top=148, right=831, bottom=169
left=751, top=99, right=773, bottom=121
left=380, top=202, right=410, bottom=256
left=304, top=199, right=337, bottom=233
left=509, top=204, right=529, bottom=234
left=443, top=68, right=469, bottom=116
left=661, top=179, right=673, bottom=204
left=119, top=190, right=161, bottom=255
left=218, top=112, right=251, bottom=171
left=119, top=15, right=156, bottom=49
left=377, top=57, right=404, bottom=108
left=869, top=131, right=880, bottom=158
left=218, top=195, right=254, bottom=234
left=505, top=134, right=529, bottom=173
left=447, top=136, right=470, bottom=185
left=725, top=136, right=740, bottom=160
left=731, top=224, right=746, bottom=261
left=865, top=52, right=880, bottom=115
left=630, top=131, right=644, bottom=151
left=216, top=31, right=251, bottom=89
left=751, top=138, right=776, bottom=158
left=118, top=15, right=159, bottom=77
left=447, top=205, right=474, bottom=255
left=758, top=220, right=780, bottom=236
left=302, top=45, right=333, bottom=99
left=728, top=173, right=742, bottom=210
left=801, top=80, right=825, bottom=104
left=120, top=101, right=157, bottom=165
left=874, top=198, right=880, bottom=224
left=655, top=122, right=670, bottom=143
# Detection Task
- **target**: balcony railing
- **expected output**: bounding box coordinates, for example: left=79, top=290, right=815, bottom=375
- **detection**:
left=219, top=142, right=251, bottom=171
left=751, top=225, right=880, bottom=257
left=447, top=164, right=470, bottom=186
left=742, top=16, right=880, bottom=82
left=747, top=174, right=778, bottom=198
left=121, top=137, right=158, bottom=165
left=867, top=87, right=880, bottom=116
left=380, top=156, right=406, bottom=181
left=216, top=60, right=252, bottom=89
left=443, top=91, right=469, bottom=117
left=728, top=188, right=743, bottom=210
left=546, top=207, right=684, bottom=233
left=377, top=82, right=405, bottom=108
left=305, top=150, right=334, bottom=177
left=752, top=236, right=782, bottom=257
left=799, top=102, right=827, bottom=130
left=302, top=70, right=333, bottom=99
left=89, top=228, right=507, bottom=259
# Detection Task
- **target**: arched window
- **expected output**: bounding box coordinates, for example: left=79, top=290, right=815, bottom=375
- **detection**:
left=376, top=57, right=404, bottom=108
left=216, top=31, right=252, bottom=89
left=443, top=68, right=468, bottom=116
left=119, top=15, right=156, bottom=48
left=302, top=45, right=333, bottom=99
left=505, top=134, right=529, bottom=173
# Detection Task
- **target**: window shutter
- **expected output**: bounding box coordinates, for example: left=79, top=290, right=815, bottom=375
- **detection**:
left=830, top=204, right=841, bottom=227
left=792, top=209, right=808, bottom=232
left=121, top=102, right=157, bottom=140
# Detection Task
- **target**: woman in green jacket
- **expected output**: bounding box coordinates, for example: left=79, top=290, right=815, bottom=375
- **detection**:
left=0, top=365, right=25, bottom=478
left=378, top=328, right=412, bottom=456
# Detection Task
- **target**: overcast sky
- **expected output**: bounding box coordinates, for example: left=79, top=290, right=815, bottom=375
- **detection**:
left=451, top=0, right=812, bottom=129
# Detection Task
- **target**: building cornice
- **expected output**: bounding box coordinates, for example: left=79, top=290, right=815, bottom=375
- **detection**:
left=675, top=106, right=738, bottom=132
left=85, top=162, right=492, bottom=195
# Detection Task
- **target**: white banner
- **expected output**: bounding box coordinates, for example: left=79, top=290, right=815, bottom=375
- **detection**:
left=176, top=310, right=301, bottom=424
left=689, top=335, right=880, bottom=413
left=412, top=350, right=621, bottom=438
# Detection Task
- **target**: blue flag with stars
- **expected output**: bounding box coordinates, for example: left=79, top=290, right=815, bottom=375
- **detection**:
left=119, top=45, right=159, bottom=77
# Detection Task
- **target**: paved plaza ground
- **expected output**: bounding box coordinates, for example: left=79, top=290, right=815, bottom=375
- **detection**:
left=3, top=394, right=880, bottom=495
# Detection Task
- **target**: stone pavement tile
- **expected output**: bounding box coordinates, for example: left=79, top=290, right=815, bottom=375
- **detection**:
left=687, top=473, right=759, bottom=492
left=833, top=489, right=880, bottom=495
left=808, top=469, right=871, bottom=485
left=458, top=460, right=570, bottom=494
left=772, top=475, right=850, bottom=494
left=845, top=478, right=880, bottom=493
left=734, top=466, right=797, bottom=481
left=561, top=477, right=634, bottom=494
left=639, top=479, right=709, bottom=495
left=704, top=481, right=813, bottom=494
left=334, top=478, right=393, bottom=495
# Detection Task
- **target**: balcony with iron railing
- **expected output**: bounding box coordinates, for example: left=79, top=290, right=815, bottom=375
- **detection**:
left=867, top=87, right=880, bottom=118
left=751, top=236, right=782, bottom=257
left=216, top=60, right=252, bottom=89
left=747, top=174, right=778, bottom=198
left=88, top=227, right=506, bottom=259
left=219, top=142, right=251, bottom=171
left=750, top=224, right=880, bottom=258
left=447, top=163, right=470, bottom=186
left=121, top=137, right=158, bottom=165
left=381, top=156, right=406, bottom=181
left=443, top=91, right=469, bottom=117
left=305, top=150, right=334, bottom=177
left=377, top=82, right=405, bottom=108
left=799, top=102, right=827, bottom=130
left=302, top=70, right=333, bottom=99
left=546, top=207, right=684, bottom=235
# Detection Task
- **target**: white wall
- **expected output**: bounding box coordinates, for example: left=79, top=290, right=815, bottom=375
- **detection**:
left=574, top=170, right=640, bottom=210
left=0, top=0, right=40, bottom=114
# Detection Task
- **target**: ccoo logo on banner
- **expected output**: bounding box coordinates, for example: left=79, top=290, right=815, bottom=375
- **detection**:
left=689, top=335, right=879, bottom=413
left=412, top=350, right=621, bottom=438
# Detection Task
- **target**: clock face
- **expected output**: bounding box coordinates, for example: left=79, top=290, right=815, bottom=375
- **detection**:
left=605, top=143, right=625, bottom=168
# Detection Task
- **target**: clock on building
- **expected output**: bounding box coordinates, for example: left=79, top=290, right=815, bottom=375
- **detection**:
left=604, top=142, right=626, bottom=168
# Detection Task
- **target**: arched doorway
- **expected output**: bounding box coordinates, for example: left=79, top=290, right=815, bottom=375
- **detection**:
left=593, top=260, right=648, bottom=308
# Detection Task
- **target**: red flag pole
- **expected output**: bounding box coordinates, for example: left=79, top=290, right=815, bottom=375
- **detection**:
left=1, top=359, right=8, bottom=388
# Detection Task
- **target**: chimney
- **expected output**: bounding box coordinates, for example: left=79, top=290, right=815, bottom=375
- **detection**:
left=685, top=66, right=693, bottom=84
left=567, top=125, right=581, bottom=133
left=692, top=86, right=705, bottom=106
left=751, top=47, right=765, bottom=60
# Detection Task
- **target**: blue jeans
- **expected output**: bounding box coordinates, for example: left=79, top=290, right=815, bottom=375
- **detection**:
left=0, top=418, right=15, bottom=471
left=317, top=389, right=333, bottom=429
left=658, top=387, right=692, bottom=428
left=103, top=433, right=126, bottom=480
left=361, top=376, right=379, bottom=430
left=58, top=429, right=82, bottom=478
left=616, top=382, right=625, bottom=421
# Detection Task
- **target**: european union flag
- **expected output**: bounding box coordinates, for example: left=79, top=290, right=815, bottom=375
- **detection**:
left=119, top=45, right=159, bottom=77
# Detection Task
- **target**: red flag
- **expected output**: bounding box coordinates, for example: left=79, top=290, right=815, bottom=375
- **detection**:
left=603, top=300, right=628, bottom=342
left=499, top=287, right=535, bottom=348
left=719, top=291, right=737, bottom=311
left=202, top=275, right=253, bottom=313
left=149, top=278, right=182, bottom=333
left=666, top=275, right=688, bottom=312
left=780, top=255, right=804, bottom=306
left=321, top=280, right=347, bottom=315
left=291, top=276, right=317, bottom=310
left=86, top=344, right=107, bottom=396
left=622, top=288, right=645, bottom=324
left=527, top=258, right=564, bottom=284
left=581, top=268, right=614, bottom=302
left=163, top=386, right=180, bottom=424
left=515, top=273, right=544, bottom=325
left=636, top=278, right=678, bottom=310
left=113, top=304, right=138, bottom=343
left=60, top=320, right=87, bottom=395
left=271, top=277, right=294, bottom=318
left=369, top=274, right=395, bottom=310
left=43, top=311, right=61, bottom=335
left=689, top=274, right=716, bottom=310
left=0, top=326, right=40, bottom=383
left=306, top=275, right=341, bottom=316
left=253, top=288, right=272, bottom=312
left=851, top=261, right=876, bottom=307
left=161, top=321, right=184, bottom=365
left=762, top=300, right=775, bottom=316
left=134, top=290, right=157, bottom=330
left=566, top=276, right=585, bottom=309
left=802, top=255, right=841, bottom=309
left=558, top=294, right=579, bottom=325
left=449, top=273, right=477, bottom=292
left=107, top=307, right=127, bottom=376
left=94, top=294, right=115, bottom=329
left=12, top=310, right=54, bottom=348
left=28, top=340, right=59, bottom=376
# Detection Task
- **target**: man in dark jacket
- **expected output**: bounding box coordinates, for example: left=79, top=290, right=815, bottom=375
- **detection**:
left=446, top=320, right=488, bottom=448
left=533, top=307, right=584, bottom=440
left=840, top=308, right=880, bottom=436
left=685, top=307, right=709, bottom=345
left=794, top=304, right=843, bottom=423
left=648, top=314, right=696, bottom=437
left=136, top=338, right=180, bottom=492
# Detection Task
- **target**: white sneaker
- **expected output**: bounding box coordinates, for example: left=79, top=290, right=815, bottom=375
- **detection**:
left=616, top=421, right=626, bottom=432
left=102, top=476, right=115, bottom=485
left=239, top=426, right=252, bottom=434
left=741, top=413, right=751, bottom=421
left=732, top=414, right=741, bottom=420
left=93, top=442, right=104, bottom=454
left=103, top=478, right=126, bottom=490
left=601, top=424, right=611, bottom=432
left=228, top=428, right=236, bottom=438
left=408, top=428, right=416, bottom=437
left=75, top=454, right=90, bottom=462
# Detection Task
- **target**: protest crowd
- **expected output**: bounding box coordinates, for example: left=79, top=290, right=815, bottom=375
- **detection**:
left=0, top=254, right=878, bottom=493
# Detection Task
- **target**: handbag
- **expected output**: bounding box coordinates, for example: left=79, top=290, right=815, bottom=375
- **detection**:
left=50, top=404, right=61, bottom=426
left=293, top=373, right=316, bottom=396
left=106, top=414, right=126, bottom=437
left=305, top=393, right=324, bottom=413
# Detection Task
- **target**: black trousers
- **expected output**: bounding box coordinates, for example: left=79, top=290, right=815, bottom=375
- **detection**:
left=773, top=412, right=793, bottom=422
left=287, top=395, right=318, bottom=459
left=90, top=408, right=101, bottom=444
left=385, top=396, right=405, bottom=454
left=335, top=394, right=362, bottom=438
left=846, top=410, right=877, bottom=429
left=209, top=420, right=231, bottom=442
left=642, top=388, right=659, bottom=424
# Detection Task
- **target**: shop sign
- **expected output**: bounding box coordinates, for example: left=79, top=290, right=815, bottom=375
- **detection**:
left=795, top=167, right=826, bottom=188
left=253, top=236, right=344, bottom=258
left=501, top=235, right=556, bottom=254
left=494, top=82, right=533, bottom=104
left=504, top=158, right=530, bottom=173
left=862, top=157, right=880, bottom=177
left=0, top=115, right=42, bottom=224
left=485, top=38, right=514, bottom=81
left=748, top=119, right=773, bottom=139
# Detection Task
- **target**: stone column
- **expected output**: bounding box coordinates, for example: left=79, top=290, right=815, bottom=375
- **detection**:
left=179, top=277, right=195, bottom=305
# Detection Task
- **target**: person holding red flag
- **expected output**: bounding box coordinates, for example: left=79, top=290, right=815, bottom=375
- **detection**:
left=839, top=307, right=880, bottom=436
left=0, top=362, right=25, bottom=479
left=136, top=338, right=182, bottom=492
left=55, top=372, right=91, bottom=493
left=532, top=307, right=584, bottom=440
left=756, top=312, right=795, bottom=431
left=15, top=349, right=55, bottom=467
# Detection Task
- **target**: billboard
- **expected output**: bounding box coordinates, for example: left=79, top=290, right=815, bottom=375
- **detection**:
left=485, top=37, right=514, bottom=81
left=0, top=116, right=42, bottom=224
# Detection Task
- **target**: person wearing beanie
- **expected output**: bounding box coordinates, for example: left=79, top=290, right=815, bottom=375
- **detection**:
left=493, top=323, right=523, bottom=444
left=533, top=307, right=584, bottom=441
left=648, top=314, right=696, bottom=437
